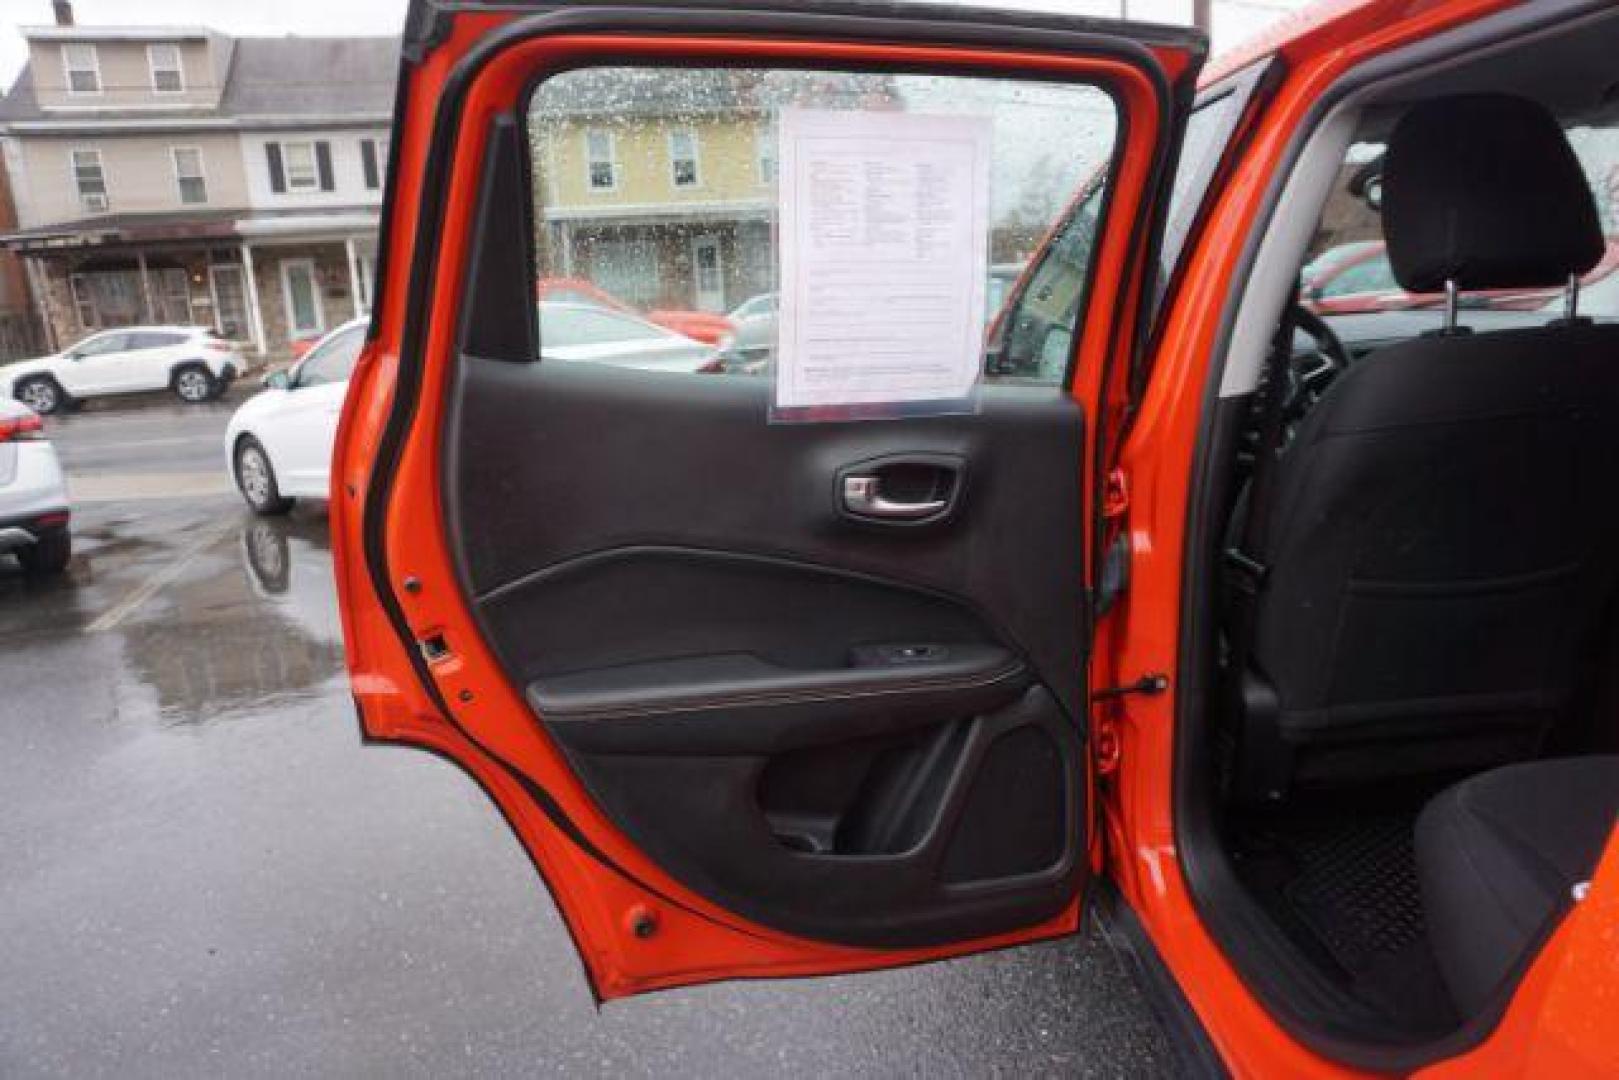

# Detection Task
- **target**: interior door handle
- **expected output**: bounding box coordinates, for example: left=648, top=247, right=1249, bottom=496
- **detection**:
left=842, top=475, right=947, bottom=520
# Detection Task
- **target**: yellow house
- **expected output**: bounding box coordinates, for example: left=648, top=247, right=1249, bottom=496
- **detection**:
left=531, top=86, right=776, bottom=314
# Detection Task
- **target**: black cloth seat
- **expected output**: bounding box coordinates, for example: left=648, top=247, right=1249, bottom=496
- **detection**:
left=1231, top=94, right=1619, bottom=796
left=1415, top=756, right=1619, bottom=1016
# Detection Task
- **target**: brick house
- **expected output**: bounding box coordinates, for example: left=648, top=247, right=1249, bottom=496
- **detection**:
left=0, top=10, right=396, bottom=360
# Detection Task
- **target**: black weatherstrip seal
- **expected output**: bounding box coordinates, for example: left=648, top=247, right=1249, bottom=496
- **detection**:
left=365, top=0, right=1195, bottom=944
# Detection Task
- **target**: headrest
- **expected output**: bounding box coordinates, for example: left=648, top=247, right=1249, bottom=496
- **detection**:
left=1383, top=94, right=1603, bottom=293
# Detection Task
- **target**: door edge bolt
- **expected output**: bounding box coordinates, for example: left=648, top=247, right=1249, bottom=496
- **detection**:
left=627, top=906, right=658, bottom=939
left=402, top=576, right=421, bottom=594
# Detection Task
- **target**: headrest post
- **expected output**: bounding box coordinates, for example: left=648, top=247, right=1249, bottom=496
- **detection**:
left=1564, top=271, right=1581, bottom=323
left=1443, top=279, right=1459, bottom=335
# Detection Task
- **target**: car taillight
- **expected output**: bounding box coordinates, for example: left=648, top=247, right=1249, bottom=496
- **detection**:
left=0, top=413, right=45, bottom=442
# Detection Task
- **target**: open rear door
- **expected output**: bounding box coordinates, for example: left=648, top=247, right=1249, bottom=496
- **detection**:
left=332, top=0, right=1202, bottom=1000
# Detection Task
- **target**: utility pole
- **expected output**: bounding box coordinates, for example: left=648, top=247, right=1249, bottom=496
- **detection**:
left=1192, top=0, right=1213, bottom=33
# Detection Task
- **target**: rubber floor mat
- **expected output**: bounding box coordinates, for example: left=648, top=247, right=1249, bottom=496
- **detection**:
left=1278, top=812, right=1426, bottom=975
left=1232, top=805, right=1459, bottom=1033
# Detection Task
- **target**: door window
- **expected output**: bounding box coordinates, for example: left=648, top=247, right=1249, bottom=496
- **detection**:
left=126, top=331, right=187, bottom=350
left=529, top=67, right=1119, bottom=383
left=71, top=332, right=128, bottom=358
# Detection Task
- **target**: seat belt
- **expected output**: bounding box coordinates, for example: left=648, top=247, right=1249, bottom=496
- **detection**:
left=1222, top=286, right=1300, bottom=801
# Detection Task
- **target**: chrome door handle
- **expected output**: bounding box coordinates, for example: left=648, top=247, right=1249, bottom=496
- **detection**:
left=842, top=475, right=947, bottom=520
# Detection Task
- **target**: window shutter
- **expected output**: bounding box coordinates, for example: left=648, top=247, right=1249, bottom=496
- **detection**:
left=266, top=142, right=286, bottom=193
left=361, top=139, right=379, bottom=190
left=316, top=141, right=335, bottom=191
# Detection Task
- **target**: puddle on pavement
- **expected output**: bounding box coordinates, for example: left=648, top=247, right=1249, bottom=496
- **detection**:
left=2, top=501, right=348, bottom=730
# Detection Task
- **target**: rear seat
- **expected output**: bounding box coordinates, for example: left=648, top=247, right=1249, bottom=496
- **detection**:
left=1415, top=756, right=1619, bottom=1016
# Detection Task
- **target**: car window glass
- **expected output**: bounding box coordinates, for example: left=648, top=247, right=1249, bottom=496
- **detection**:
left=127, top=331, right=186, bottom=350
left=539, top=307, right=663, bottom=348
left=297, top=326, right=364, bottom=386
left=989, top=184, right=1103, bottom=382
left=1154, top=90, right=1244, bottom=310
left=74, top=333, right=127, bottom=357
left=528, top=67, right=1119, bottom=384
left=1319, top=255, right=1397, bottom=298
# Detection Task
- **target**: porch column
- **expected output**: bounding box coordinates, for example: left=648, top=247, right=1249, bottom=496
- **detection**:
left=239, top=242, right=267, bottom=356
left=344, top=235, right=365, bottom=319
left=135, top=251, right=156, bottom=323
left=23, top=255, right=57, bottom=353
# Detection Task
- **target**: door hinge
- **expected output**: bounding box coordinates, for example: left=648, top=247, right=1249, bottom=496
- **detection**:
left=1091, top=673, right=1169, bottom=701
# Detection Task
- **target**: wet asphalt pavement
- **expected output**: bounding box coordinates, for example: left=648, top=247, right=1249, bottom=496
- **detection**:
left=0, top=390, right=1174, bottom=1077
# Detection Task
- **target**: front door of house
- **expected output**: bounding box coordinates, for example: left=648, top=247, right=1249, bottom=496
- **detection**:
left=210, top=264, right=250, bottom=341
left=280, top=258, right=324, bottom=340
left=691, top=234, right=724, bottom=312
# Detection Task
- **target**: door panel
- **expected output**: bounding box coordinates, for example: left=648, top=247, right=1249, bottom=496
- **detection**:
left=446, top=358, right=1088, bottom=945
left=334, top=0, right=1200, bottom=1000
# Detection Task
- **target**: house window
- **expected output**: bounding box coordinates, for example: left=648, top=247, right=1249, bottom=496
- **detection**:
left=585, top=129, right=617, bottom=191
left=669, top=129, right=700, bottom=188
left=266, top=140, right=332, bottom=193
left=148, top=43, right=184, bottom=93
left=756, top=125, right=777, bottom=184
left=61, top=43, right=100, bottom=94
left=71, top=149, right=107, bottom=213
left=172, top=147, right=207, bottom=205
left=283, top=142, right=318, bottom=190
left=360, top=138, right=382, bottom=190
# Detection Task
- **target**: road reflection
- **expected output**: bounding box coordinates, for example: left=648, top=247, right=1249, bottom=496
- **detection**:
left=128, top=512, right=343, bottom=726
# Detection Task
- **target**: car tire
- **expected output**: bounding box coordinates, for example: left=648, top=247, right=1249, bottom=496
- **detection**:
left=172, top=363, right=218, bottom=404
left=15, top=375, right=65, bottom=415
left=17, top=529, right=70, bottom=575
left=234, top=435, right=294, bottom=515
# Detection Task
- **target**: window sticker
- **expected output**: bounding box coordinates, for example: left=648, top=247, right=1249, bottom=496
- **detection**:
left=773, top=109, right=993, bottom=421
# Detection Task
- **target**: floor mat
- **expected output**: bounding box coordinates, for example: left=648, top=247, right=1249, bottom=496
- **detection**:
left=1279, top=813, right=1426, bottom=973
left=1232, top=805, right=1458, bottom=1034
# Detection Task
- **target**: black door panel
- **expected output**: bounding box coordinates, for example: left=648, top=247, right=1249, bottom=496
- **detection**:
left=448, top=358, right=1088, bottom=715
left=559, top=686, right=1079, bottom=947
left=443, top=355, right=1089, bottom=945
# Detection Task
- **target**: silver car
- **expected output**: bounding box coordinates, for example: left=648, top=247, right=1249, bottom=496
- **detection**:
left=0, top=398, right=71, bottom=574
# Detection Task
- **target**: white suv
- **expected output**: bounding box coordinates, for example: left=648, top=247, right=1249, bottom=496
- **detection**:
left=0, top=326, right=247, bottom=414
left=0, top=398, right=70, bottom=575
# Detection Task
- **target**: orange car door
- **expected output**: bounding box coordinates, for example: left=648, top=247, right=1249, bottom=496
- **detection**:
left=331, top=0, right=1202, bottom=1001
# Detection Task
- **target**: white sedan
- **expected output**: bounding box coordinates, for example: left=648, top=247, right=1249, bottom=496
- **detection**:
left=0, top=397, right=71, bottom=574
left=0, top=325, right=247, bottom=414
left=226, top=303, right=717, bottom=514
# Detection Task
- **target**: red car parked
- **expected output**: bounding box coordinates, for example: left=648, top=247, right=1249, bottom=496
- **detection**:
left=537, top=277, right=733, bottom=344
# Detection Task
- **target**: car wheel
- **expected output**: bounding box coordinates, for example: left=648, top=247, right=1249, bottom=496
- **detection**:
left=15, top=376, right=63, bottom=415
left=234, top=436, right=294, bottom=515
left=17, top=529, right=70, bottom=575
left=173, top=364, right=217, bottom=403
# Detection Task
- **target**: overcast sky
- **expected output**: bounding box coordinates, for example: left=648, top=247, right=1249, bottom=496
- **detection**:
left=0, top=0, right=1308, bottom=89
